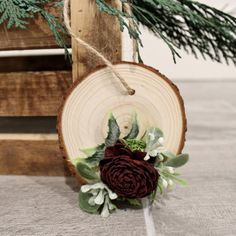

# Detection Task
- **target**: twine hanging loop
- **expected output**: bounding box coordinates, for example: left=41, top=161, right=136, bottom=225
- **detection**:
left=63, top=0, right=135, bottom=95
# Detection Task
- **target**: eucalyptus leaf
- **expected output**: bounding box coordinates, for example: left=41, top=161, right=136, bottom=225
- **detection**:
left=76, top=163, right=99, bottom=180
left=71, top=157, right=85, bottom=167
left=86, top=144, right=105, bottom=165
left=161, top=151, right=176, bottom=161
left=81, top=143, right=105, bottom=157
left=105, top=113, right=120, bottom=146
left=124, top=113, right=139, bottom=139
left=165, top=154, right=189, bottom=168
left=79, top=191, right=100, bottom=214
left=80, top=146, right=97, bottom=156
left=145, top=127, right=163, bottom=152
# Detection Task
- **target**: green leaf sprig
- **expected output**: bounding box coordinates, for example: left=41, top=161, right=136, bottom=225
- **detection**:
left=73, top=112, right=189, bottom=217
left=79, top=182, right=118, bottom=217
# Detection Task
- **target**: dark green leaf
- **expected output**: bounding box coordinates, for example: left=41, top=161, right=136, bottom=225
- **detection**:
left=96, top=0, right=236, bottom=65
left=76, top=163, right=99, bottom=180
left=86, top=144, right=105, bottom=165
left=124, top=113, right=139, bottom=139
left=126, top=198, right=142, bottom=207
left=105, top=113, right=120, bottom=146
left=79, top=191, right=100, bottom=214
left=150, top=188, right=158, bottom=203
left=80, top=146, right=97, bottom=156
left=115, top=197, right=142, bottom=208
left=165, top=154, right=189, bottom=168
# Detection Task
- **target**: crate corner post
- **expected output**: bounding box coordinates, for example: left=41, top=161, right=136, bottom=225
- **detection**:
left=71, top=0, right=122, bottom=81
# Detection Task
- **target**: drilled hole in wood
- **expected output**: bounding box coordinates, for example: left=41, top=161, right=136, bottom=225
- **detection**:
left=129, top=89, right=135, bottom=95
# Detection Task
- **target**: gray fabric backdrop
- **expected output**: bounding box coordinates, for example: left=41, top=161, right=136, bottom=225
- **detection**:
left=0, top=81, right=236, bottom=235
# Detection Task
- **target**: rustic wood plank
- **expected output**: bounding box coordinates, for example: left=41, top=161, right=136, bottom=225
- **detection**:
left=0, top=140, right=69, bottom=176
left=0, top=56, right=71, bottom=73
left=71, top=0, right=122, bottom=80
left=0, top=139, right=70, bottom=176
left=0, top=7, right=70, bottom=50
left=0, top=71, right=72, bottom=116
left=0, top=117, right=56, bottom=133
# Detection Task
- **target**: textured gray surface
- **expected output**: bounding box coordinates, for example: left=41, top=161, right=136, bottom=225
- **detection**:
left=0, top=81, right=236, bottom=236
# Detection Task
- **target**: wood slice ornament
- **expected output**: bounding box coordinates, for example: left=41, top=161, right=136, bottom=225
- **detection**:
left=58, top=62, right=187, bottom=183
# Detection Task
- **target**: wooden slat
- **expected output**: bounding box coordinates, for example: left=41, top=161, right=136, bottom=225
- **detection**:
left=0, top=71, right=72, bottom=116
left=0, top=56, right=71, bottom=73
left=0, top=140, right=70, bottom=176
left=0, top=8, right=70, bottom=50
left=71, top=0, right=122, bottom=80
left=0, top=117, right=56, bottom=133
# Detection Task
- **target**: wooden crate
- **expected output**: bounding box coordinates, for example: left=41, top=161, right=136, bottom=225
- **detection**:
left=0, top=19, right=72, bottom=175
left=0, top=2, right=121, bottom=176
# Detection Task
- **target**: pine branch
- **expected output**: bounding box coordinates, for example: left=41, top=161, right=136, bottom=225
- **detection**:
left=30, top=3, right=70, bottom=56
left=1, top=0, right=235, bottom=65
left=0, top=0, right=33, bottom=28
left=96, top=0, right=144, bottom=62
left=96, top=0, right=236, bottom=65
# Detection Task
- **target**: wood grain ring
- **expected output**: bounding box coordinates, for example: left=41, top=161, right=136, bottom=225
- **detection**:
left=57, top=62, right=187, bottom=183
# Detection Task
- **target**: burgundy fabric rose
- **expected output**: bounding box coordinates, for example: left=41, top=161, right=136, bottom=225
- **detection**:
left=99, top=141, right=159, bottom=198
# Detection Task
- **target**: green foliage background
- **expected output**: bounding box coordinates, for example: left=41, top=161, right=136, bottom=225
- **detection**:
left=1, top=0, right=236, bottom=65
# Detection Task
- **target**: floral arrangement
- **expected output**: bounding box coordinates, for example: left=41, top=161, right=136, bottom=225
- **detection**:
left=73, top=113, right=189, bottom=217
